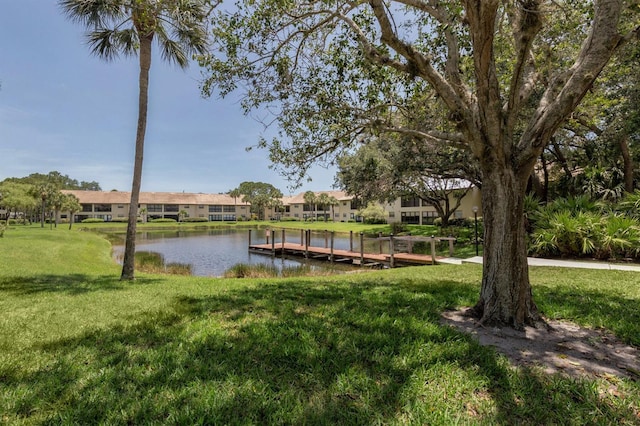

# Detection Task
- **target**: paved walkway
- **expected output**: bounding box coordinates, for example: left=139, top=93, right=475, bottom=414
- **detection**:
left=439, top=256, right=640, bottom=272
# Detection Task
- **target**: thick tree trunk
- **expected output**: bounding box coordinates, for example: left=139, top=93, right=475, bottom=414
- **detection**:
left=121, top=35, right=153, bottom=281
left=470, top=166, right=540, bottom=329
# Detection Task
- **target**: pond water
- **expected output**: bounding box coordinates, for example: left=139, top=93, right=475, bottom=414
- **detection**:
left=112, top=228, right=382, bottom=277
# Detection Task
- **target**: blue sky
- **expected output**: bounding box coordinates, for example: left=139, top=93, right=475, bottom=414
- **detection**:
left=0, top=1, right=336, bottom=195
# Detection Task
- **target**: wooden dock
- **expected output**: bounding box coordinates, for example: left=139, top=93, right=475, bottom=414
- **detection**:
left=248, top=242, right=438, bottom=268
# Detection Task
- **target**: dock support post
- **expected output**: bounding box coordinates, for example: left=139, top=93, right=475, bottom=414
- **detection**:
left=324, top=230, right=328, bottom=248
left=349, top=231, right=353, bottom=252
left=271, top=229, right=276, bottom=257
left=265, top=229, right=270, bottom=244
left=378, top=232, right=383, bottom=254
left=300, top=229, right=304, bottom=246
left=359, top=232, right=364, bottom=267
left=389, top=234, right=394, bottom=268
left=330, top=231, right=334, bottom=262
left=305, top=229, right=309, bottom=258
left=430, top=235, right=436, bottom=264
left=248, top=229, right=252, bottom=247
left=282, top=229, right=286, bottom=251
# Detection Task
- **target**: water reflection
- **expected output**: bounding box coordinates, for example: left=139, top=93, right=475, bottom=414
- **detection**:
left=112, top=228, right=373, bottom=277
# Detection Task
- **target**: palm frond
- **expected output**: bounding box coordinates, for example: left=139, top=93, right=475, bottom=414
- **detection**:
left=59, top=0, right=127, bottom=28
left=159, top=37, right=190, bottom=68
left=87, top=29, right=123, bottom=60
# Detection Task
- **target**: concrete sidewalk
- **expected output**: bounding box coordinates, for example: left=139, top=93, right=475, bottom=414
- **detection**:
left=456, top=256, right=640, bottom=272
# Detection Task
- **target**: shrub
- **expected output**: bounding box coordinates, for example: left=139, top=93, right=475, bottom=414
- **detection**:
left=529, top=208, right=640, bottom=260
left=390, top=222, right=408, bottom=235
left=279, top=217, right=300, bottom=222
left=149, top=218, right=177, bottom=223
left=81, top=218, right=105, bottom=223
left=110, top=218, right=129, bottom=223
left=182, top=217, right=209, bottom=222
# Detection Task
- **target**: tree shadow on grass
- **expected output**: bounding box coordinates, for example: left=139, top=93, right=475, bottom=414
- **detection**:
left=2, top=278, right=638, bottom=424
left=536, top=285, right=640, bottom=347
left=0, top=274, right=163, bottom=296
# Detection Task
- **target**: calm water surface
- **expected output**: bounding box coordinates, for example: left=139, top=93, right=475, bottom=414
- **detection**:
left=113, top=228, right=372, bottom=277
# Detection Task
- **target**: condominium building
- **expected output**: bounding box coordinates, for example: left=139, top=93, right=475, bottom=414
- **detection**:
left=60, top=186, right=481, bottom=225
left=61, top=190, right=250, bottom=222
left=265, top=188, right=482, bottom=224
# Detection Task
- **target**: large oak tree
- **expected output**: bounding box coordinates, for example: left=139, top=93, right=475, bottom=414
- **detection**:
left=201, top=1, right=639, bottom=328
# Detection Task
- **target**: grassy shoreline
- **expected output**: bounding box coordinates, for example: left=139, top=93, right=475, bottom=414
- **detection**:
left=1, top=226, right=638, bottom=424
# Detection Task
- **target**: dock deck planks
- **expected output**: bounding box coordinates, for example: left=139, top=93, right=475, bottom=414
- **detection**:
left=248, top=242, right=436, bottom=267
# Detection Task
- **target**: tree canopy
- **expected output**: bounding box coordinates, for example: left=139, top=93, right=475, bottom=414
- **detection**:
left=336, top=135, right=474, bottom=226
left=232, top=181, right=283, bottom=220
left=2, top=171, right=101, bottom=191
left=201, top=1, right=640, bottom=328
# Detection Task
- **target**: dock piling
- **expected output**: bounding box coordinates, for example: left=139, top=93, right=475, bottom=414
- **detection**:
left=430, top=235, right=436, bottom=264
left=330, top=231, right=334, bottom=262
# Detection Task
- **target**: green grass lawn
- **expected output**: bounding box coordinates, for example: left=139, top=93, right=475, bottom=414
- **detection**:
left=0, top=226, right=638, bottom=424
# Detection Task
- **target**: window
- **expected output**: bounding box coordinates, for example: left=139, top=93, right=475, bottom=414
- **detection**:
left=401, top=196, right=421, bottom=208
left=94, top=204, right=111, bottom=212
left=198, top=205, right=204, bottom=209
left=388, top=211, right=395, bottom=218
left=209, top=214, right=223, bottom=221
left=209, top=205, right=222, bottom=212
left=147, top=204, right=162, bottom=213
left=164, top=204, right=179, bottom=212
left=351, top=198, right=363, bottom=210
left=81, top=204, right=92, bottom=212
left=454, top=210, right=463, bottom=219
left=117, top=205, right=124, bottom=209
left=422, top=210, right=438, bottom=224
left=401, top=211, right=420, bottom=224
left=223, top=205, right=235, bottom=212
left=223, top=214, right=236, bottom=221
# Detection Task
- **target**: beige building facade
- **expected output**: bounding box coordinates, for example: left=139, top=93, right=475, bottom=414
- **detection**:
left=60, top=187, right=481, bottom=225
left=61, top=190, right=250, bottom=222
left=265, top=187, right=482, bottom=224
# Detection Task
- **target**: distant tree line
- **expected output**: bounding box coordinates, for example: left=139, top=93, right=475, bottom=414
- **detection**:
left=0, top=171, right=98, bottom=229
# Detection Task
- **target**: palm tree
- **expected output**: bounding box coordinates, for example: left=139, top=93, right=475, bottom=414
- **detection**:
left=61, top=193, right=82, bottom=230
left=317, top=192, right=330, bottom=222
left=228, top=188, right=241, bottom=222
left=303, top=191, right=317, bottom=221
left=60, top=0, right=210, bottom=280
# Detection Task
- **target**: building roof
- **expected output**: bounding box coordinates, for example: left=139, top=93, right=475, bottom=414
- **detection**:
left=62, top=190, right=249, bottom=206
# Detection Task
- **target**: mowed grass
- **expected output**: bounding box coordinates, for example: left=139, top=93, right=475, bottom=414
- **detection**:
left=1, top=226, right=639, bottom=424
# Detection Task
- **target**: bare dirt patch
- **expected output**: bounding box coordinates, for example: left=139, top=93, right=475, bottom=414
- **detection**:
left=441, top=309, right=640, bottom=380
